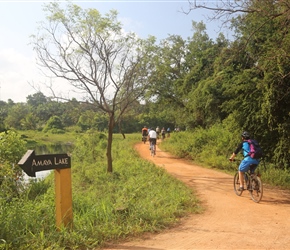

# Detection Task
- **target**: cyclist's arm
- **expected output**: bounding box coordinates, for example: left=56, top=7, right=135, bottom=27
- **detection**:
left=229, top=143, right=243, bottom=160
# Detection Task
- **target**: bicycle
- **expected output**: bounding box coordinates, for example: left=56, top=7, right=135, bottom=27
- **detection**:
left=142, top=135, right=147, bottom=144
left=149, top=140, right=156, bottom=157
left=232, top=159, right=263, bottom=203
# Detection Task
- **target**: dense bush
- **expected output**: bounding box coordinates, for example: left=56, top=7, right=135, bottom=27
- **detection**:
left=0, top=131, right=27, bottom=200
left=43, top=116, right=65, bottom=134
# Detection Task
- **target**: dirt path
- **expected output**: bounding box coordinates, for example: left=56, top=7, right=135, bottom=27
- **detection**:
left=104, top=142, right=290, bottom=250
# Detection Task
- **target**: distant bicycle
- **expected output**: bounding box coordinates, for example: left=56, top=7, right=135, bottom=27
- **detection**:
left=231, top=159, right=263, bottom=203
left=149, top=140, right=156, bottom=157
left=142, top=135, right=147, bottom=144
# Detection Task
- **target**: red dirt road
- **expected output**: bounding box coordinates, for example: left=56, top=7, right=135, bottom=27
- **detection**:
left=104, top=142, right=290, bottom=249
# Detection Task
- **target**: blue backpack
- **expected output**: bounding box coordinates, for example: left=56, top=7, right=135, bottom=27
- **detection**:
left=247, top=139, right=263, bottom=159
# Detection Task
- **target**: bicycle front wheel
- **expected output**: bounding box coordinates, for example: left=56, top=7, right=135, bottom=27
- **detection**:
left=249, top=176, right=263, bottom=203
left=234, top=172, right=243, bottom=196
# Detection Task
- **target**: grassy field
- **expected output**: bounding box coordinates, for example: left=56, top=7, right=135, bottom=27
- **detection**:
left=0, top=130, right=201, bottom=249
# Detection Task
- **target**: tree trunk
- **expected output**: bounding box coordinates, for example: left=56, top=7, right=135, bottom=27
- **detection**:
left=118, top=120, right=126, bottom=139
left=106, top=113, right=115, bottom=173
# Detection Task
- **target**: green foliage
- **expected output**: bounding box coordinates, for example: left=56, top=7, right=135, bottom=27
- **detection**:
left=76, top=110, right=106, bottom=132
left=26, top=92, right=48, bottom=108
left=0, top=131, right=27, bottom=199
left=161, top=124, right=234, bottom=169
left=4, top=103, right=30, bottom=129
left=0, top=131, right=26, bottom=163
left=43, top=116, right=65, bottom=134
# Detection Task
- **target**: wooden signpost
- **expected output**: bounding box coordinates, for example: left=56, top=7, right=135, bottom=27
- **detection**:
left=18, top=150, right=73, bottom=229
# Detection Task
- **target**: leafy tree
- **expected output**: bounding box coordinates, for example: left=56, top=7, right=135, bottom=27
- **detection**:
left=0, top=131, right=26, bottom=198
left=21, top=112, right=39, bottom=130
left=26, top=91, right=48, bottom=108
left=189, top=0, right=290, bottom=167
left=77, top=110, right=98, bottom=131
left=31, top=3, right=153, bottom=172
left=43, top=115, right=65, bottom=134
left=4, top=103, right=30, bottom=130
left=184, top=24, right=229, bottom=128
left=34, top=101, right=65, bottom=125
left=0, top=100, right=8, bottom=132
left=145, top=34, right=191, bottom=128
left=147, top=22, right=229, bottom=129
left=61, top=98, right=84, bottom=127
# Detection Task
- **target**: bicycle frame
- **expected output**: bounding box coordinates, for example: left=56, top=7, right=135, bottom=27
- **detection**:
left=231, top=159, right=263, bottom=203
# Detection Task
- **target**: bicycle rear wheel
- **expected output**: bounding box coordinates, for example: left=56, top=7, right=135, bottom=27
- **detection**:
left=150, top=144, right=154, bottom=157
left=249, top=175, right=263, bottom=203
left=233, top=172, right=243, bottom=196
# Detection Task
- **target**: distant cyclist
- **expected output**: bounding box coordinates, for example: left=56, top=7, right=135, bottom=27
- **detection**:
left=161, top=127, right=166, bottom=140
left=229, top=131, right=260, bottom=191
left=156, top=126, right=160, bottom=139
left=142, top=126, right=148, bottom=136
left=141, top=126, right=148, bottom=143
left=148, top=127, right=157, bottom=154
left=166, top=127, right=171, bottom=138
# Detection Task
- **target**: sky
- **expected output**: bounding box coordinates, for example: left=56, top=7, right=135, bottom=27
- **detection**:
left=0, top=0, right=232, bottom=103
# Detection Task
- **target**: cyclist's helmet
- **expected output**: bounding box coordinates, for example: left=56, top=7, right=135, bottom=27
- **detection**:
left=241, top=131, right=250, bottom=139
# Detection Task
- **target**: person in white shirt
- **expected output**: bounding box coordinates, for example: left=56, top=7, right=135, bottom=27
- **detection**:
left=156, top=126, right=160, bottom=139
left=148, top=128, right=157, bottom=154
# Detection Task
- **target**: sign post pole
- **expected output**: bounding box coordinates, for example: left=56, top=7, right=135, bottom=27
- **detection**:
left=55, top=168, right=73, bottom=230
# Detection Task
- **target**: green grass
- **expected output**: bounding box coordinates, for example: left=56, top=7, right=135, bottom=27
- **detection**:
left=0, top=131, right=201, bottom=249
left=19, top=129, right=77, bottom=149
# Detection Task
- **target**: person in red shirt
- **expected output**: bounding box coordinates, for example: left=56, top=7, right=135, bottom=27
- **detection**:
left=141, top=126, right=148, bottom=143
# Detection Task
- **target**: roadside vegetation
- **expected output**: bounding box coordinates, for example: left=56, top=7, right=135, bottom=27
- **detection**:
left=0, top=131, right=200, bottom=249
left=1, top=125, right=290, bottom=249
left=161, top=126, right=290, bottom=190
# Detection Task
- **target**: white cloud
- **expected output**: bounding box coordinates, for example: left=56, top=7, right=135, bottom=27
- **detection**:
left=0, top=48, right=83, bottom=103
left=0, top=48, right=38, bottom=102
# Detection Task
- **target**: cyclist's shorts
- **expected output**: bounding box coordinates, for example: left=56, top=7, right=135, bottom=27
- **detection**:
left=239, top=158, right=259, bottom=172
left=149, top=138, right=157, bottom=145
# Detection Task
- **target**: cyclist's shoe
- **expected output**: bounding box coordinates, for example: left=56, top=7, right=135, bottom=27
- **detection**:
left=238, top=187, right=245, bottom=191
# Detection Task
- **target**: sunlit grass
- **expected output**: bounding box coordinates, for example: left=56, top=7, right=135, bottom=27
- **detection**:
left=0, top=131, right=201, bottom=249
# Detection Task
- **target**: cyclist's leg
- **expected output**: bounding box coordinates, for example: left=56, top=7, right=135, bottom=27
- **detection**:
left=150, top=139, right=155, bottom=156
left=153, top=138, right=156, bottom=154
left=238, top=160, right=251, bottom=190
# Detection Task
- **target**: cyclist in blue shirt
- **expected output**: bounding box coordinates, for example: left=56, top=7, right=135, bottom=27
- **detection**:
left=229, top=131, right=259, bottom=191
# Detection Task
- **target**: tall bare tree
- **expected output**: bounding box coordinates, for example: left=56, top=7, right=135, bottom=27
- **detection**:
left=31, top=2, right=154, bottom=172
